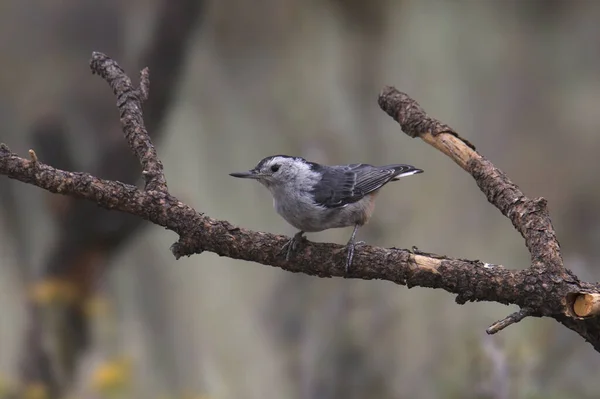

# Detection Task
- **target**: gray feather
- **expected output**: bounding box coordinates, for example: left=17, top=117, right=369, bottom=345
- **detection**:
left=311, top=163, right=421, bottom=208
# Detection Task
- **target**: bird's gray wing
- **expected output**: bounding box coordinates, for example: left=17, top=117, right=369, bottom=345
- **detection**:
left=311, top=163, right=417, bottom=208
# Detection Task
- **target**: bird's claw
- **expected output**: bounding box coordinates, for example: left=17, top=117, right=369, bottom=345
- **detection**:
left=281, top=232, right=305, bottom=261
left=281, top=239, right=296, bottom=261
left=345, top=241, right=365, bottom=275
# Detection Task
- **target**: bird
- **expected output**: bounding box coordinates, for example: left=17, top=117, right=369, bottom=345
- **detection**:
left=230, top=155, right=423, bottom=273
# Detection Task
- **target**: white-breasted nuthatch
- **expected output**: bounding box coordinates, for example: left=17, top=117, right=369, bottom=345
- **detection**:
left=230, top=155, right=423, bottom=273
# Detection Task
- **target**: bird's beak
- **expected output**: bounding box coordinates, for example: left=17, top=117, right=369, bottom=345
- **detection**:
left=229, top=170, right=262, bottom=179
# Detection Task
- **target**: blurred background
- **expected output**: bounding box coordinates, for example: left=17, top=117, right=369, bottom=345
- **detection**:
left=1, top=0, right=600, bottom=398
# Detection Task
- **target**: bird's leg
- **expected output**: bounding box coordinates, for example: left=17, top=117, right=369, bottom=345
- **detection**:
left=281, top=231, right=305, bottom=261
left=345, top=224, right=361, bottom=274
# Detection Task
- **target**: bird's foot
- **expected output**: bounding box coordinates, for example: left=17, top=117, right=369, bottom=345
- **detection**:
left=281, top=231, right=305, bottom=261
left=345, top=240, right=365, bottom=275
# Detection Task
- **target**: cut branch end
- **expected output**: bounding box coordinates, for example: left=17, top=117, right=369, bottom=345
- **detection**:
left=572, top=293, right=600, bottom=318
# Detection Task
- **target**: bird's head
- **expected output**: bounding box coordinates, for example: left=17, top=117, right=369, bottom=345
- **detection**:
left=229, top=155, right=314, bottom=190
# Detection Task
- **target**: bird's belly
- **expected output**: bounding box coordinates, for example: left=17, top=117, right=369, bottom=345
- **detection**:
left=275, top=201, right=327, bottom=232
left=273, top=197, right=367, bottom=232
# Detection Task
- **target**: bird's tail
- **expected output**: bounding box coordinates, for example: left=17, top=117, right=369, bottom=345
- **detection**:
left=387, top=164, right=424, bottom=180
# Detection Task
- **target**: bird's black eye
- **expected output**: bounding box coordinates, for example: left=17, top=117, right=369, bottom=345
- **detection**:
left=270, top=164, right=280, bottom=173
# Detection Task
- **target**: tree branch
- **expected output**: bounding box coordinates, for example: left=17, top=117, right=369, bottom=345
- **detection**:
left=378, top=87, right=563, bottom=275
left=0, top=141, right=519, bottom=289
left=90, top=52, right=167, bottom=193
left=2, top=54, right=600, bottom=351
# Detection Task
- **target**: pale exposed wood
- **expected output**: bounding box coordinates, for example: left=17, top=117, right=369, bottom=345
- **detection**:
left=411, top=254, right=441, bottom=274
left=421, top=132, right=477, bottom=171
left=573, top=293, right=600, bottom=317
left=28, top=149, right=38, bottom=163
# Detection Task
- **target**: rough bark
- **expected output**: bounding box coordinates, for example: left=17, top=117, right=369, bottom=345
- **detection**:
left=2, top=54, right=600, bottom=353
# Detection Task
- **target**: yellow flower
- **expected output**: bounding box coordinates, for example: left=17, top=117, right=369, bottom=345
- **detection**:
left=84, top=295, right=112, bottom=318
left=22, top=382, right=48, bottom=399
left=0, top=374, right=12, bottom=396
left=30, top=279, right=79, bottom=305
left=90, top=357, right=132, bottom=393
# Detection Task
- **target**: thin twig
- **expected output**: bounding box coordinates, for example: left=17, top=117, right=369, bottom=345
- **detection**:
left=139, top=67, right=150, bottom=101
left=28, top=149, right=38, bottom=164
left=90, top=52, right=167, bottom=193
left=486, top=309, right=533, bottom=335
